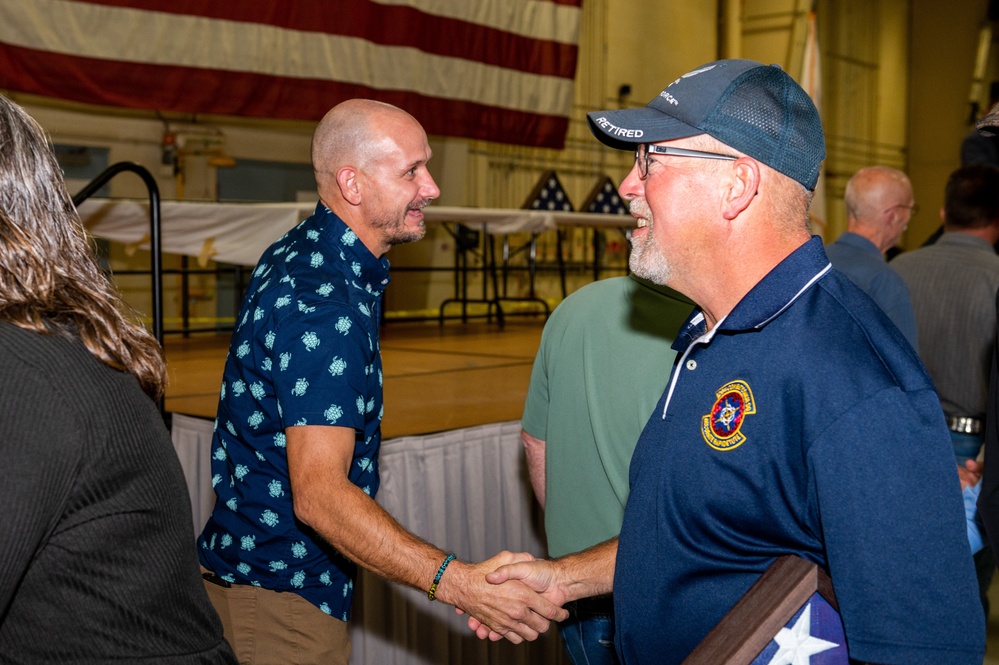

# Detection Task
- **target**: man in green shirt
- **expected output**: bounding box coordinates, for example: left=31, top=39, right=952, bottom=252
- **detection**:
left=520, top=274, right=692, bottom=665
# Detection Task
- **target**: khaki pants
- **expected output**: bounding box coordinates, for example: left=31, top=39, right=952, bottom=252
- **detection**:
left=202, top=568, right=351, bottom=665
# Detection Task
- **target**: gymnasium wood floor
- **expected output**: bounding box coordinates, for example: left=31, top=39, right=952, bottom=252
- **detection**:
left=163, top=318, right=545, bottom=438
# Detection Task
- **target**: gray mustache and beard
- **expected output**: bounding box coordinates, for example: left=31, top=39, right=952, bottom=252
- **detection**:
left=628, top=198, right=672, bottom=286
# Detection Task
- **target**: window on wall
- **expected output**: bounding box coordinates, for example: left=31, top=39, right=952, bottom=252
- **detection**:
left=55, top=144, right=110, bottom=198
left=217, top=159, right=316, bottom=202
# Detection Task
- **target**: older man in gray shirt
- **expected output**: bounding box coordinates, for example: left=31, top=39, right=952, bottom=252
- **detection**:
left=826, top=166, right=919, bottom=349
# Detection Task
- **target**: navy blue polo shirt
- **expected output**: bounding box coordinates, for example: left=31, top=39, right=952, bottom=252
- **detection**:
left=614, top=237, right=984, bottom=664
left=198, top=203, right=388, bottom=621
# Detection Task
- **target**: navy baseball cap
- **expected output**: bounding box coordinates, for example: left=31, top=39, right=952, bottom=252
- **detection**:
left=587, top=59, right=826, bottom=190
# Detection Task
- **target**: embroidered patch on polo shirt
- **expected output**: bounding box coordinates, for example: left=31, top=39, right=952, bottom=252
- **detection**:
left=701, top=380, right=756, bottom=451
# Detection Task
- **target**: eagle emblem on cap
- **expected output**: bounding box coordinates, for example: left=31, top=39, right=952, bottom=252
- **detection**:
left=701, top=380, right=756, bottom=451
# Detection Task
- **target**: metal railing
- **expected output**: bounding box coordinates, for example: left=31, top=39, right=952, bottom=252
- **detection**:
left=72, top=162, right=164, bottom=347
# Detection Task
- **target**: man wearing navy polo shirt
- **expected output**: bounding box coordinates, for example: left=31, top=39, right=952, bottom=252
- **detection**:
left=480, top=60, right=985, bottom=664
left=197, top=99, right=565, bottom=664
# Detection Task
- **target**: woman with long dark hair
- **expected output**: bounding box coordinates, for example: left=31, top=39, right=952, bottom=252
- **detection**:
left=0, top=94, right=235, bottom=663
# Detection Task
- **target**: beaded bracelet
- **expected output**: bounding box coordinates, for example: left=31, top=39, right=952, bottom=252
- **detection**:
left=427, top=553, right=456, bottom=601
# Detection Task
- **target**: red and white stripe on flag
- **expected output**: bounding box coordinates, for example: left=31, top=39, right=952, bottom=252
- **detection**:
left=0, top=0, right=582, bottom=148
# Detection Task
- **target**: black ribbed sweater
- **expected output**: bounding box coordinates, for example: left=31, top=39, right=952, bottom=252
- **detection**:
left=0, top=322, right=235, bottom=664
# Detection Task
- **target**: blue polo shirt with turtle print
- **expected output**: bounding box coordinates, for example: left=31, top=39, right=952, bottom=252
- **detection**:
left=198, top=203, right=388, bottom=621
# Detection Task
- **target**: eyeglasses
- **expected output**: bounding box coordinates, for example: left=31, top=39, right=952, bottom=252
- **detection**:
left=884, top=203, right=920, bottom=217
left=635, top=143, right=737, bottom=180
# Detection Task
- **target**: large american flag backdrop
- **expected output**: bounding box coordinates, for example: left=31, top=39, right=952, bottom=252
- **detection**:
left=0, top=0, right=582, bottom=148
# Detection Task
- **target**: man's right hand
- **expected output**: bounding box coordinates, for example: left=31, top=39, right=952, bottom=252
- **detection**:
left=486, top=558, right=568, bottom=606
left=436, top=551, right=568, bottom=643
left=464, top=538, right=619, bottom=641
left=460, top=558, right=569, bottom=640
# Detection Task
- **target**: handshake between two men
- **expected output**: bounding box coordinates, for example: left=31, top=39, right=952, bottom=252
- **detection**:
left=454, top=539, right=617, bottom=643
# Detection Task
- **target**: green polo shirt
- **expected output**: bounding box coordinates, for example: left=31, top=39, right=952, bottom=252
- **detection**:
left=521, top=275, right=692, bottom=557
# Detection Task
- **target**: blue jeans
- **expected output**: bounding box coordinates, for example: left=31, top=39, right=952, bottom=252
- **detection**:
left=558, top=596, right=619, bottom=665
left=950, top=430, right=983, bottom=464
left=948, top=430, right=992, bottom=616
